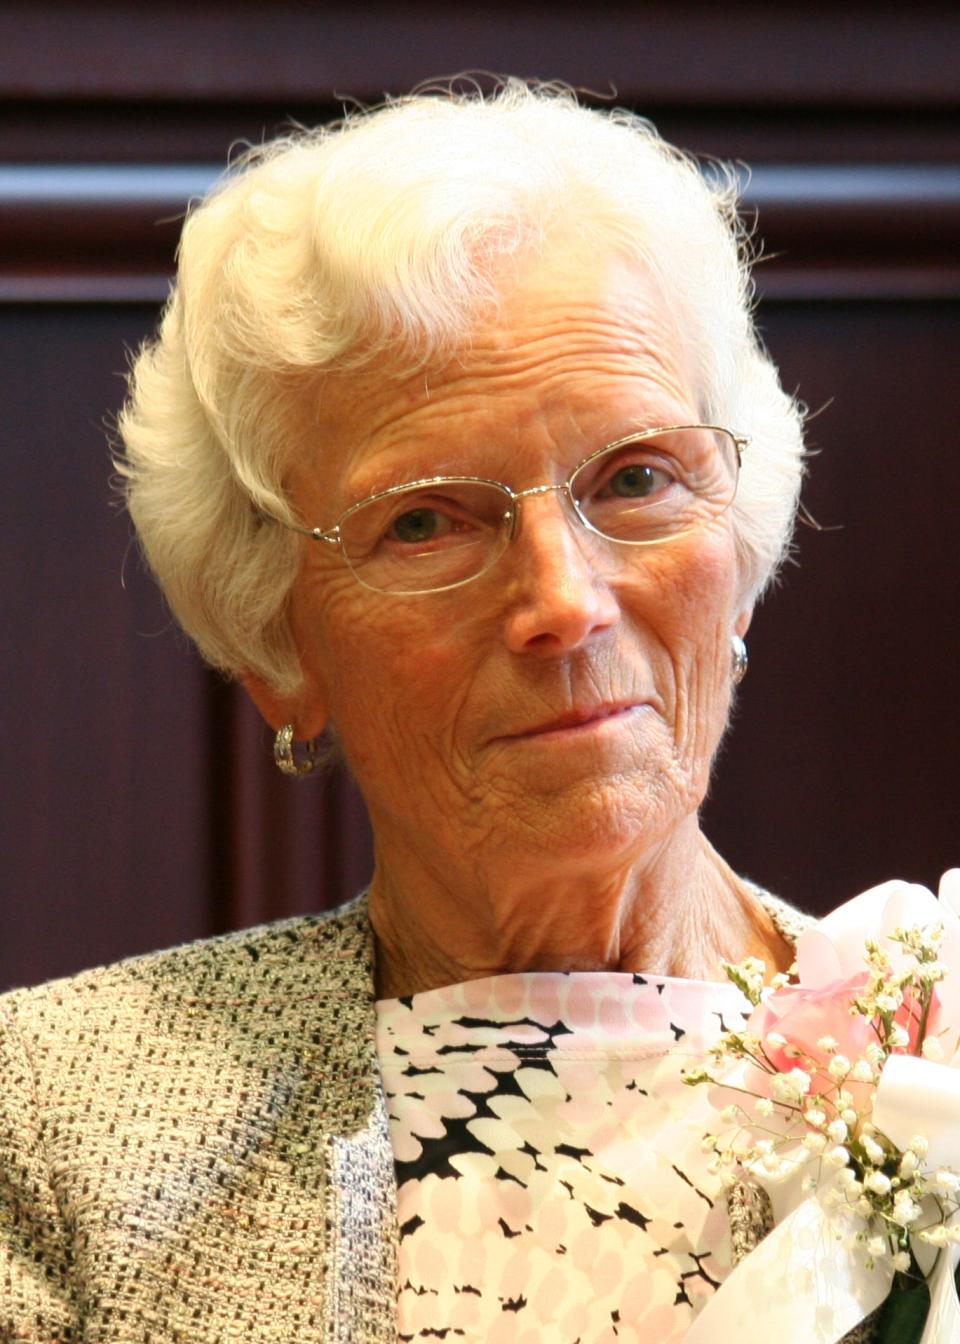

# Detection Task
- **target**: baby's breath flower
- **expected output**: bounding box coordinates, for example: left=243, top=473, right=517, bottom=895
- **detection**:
left=826, top=1145, right=851, bottom=1169
left=765, top=1031, right=787, bottom=1050
left=827, top=1118, right=849, bottom=1143
left=922, top=1036, right=946, bottom=1061
left=865, top=1042, right=886, bottom=1066
left=876, top=992, right=902, bottom=1014
left=892, top=1251, right=911, bottom=1273
left=866, top=1235, right=887, bottom=1257
left=816, top=1035, right=839, bottom=1054
left=909, top=1135, right=929, bottom=1158
left=835, top=1167, right=859, bottom=1190
left=865, top=1171, right=892, bottom=1196
left=720, top=1104, right=739, bottom=1124
left=805, top=1106, right=827, bottom=1129
left=919, top=961, right=947, bottom=984
left=803, top=1132, right=827, bottom=1153
left=934, top=1169, right=960, bottom=1194
left=754, top=1097, right=774, bottom=1118
left=892, top=1190, right=922, bottom=1226
left=854, top=1196, right=873, bottom=1217
left=861, top=1135, right=886, bottom=1165
left=919, top=1225, right=950, bottom=1248
left=841, top=1108, right=858, bottom=1127
left=851, top=1059, right=875, bottom=1082
left=889, top=1025, right=911, bottom=1049
left=771, top=1068, right=811, bottom=1104
left=898, top=1151, right=918, bottom=1179
left=829, top=1055, right=851, bottom=1079
left=724, top=957, right=767, bottom=1004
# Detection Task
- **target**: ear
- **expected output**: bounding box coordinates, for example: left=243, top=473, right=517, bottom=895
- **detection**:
left=242, top=671, right=331, bottom=741
left=733, top=604, right=754, bottom=638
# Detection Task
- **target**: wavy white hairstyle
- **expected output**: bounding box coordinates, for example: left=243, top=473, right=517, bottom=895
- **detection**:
left=118, top=80, right=804, bottom=696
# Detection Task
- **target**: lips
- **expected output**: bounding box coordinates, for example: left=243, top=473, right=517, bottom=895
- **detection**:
left=509, top=701, right=640, bottom=739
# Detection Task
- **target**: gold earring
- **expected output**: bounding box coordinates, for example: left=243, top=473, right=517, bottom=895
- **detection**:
left=274, top=723, right=320, bottom=777
left=731, top=635, right=748, bottom=685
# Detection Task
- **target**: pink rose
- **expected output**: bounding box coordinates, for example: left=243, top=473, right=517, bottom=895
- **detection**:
left=743, top=975, right=939, bottom=1106
left=748, top=973, right=873, bottom=1092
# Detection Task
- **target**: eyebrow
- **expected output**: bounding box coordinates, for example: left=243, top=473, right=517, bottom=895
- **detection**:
left=342, top=457, right=471, bottom=507
left=340, top=423, right=690, bottom=506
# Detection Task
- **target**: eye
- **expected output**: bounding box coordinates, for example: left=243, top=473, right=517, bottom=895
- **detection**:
left=603, top=461, right=674, bottom=499
left=379, top=489, right=488, bottom=550
left=389, top=507, right=453, bottom=545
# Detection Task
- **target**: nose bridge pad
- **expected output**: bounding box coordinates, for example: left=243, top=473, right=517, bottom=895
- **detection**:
left=511, top=483, right=616, bottom=576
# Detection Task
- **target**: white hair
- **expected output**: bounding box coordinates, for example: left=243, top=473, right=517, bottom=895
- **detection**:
left=117, top=79, right=804, bottom=696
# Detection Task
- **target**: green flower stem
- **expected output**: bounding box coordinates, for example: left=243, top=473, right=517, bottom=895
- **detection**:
left=913, top=987, right=934, bottom=1055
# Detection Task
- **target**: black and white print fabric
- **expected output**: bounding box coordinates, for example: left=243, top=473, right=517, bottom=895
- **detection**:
left=377, top=971, right=752, bottom=1343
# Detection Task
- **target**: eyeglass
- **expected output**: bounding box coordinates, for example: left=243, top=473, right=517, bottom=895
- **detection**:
left=277, top=423, right=748, bottom=595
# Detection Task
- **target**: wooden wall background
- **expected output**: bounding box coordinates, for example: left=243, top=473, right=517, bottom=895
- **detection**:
left=2, top=2, right=958, bottom=990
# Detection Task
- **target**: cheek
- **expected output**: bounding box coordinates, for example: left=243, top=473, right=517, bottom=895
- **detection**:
left=302, top=577, right=478, bottom=767
left=640, top=533, right=739, bottom=751
left=654, top=529, right=738, bottom=637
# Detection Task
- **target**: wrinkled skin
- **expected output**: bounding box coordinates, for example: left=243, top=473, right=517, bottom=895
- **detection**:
left=248, top=239, right=791, bottom=995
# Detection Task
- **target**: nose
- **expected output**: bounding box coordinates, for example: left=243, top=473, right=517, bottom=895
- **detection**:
left=501, top=491, right=621, bottom=656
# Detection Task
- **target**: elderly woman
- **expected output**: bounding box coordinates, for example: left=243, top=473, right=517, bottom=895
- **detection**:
left=1, top=83, right=815, bottom=1342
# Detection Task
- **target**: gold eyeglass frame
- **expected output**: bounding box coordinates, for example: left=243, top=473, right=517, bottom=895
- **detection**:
left=278, top=424, right=749, bottom=595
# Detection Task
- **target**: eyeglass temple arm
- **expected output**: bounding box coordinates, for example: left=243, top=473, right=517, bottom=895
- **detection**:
left=256, top=511, right=341, bottom=547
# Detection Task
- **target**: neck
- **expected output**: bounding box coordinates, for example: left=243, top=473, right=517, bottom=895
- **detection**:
left=368, top=816, right=792, bottom=998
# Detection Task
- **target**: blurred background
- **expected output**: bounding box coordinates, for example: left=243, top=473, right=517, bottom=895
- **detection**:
left=2, top=1, right=958, bottom=990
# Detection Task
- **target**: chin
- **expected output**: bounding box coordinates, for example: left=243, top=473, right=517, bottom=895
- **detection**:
left=494, top=772, right=692, bottom=867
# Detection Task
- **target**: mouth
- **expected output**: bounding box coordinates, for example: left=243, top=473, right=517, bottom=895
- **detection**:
left=506, top=701, right=645, bottom=741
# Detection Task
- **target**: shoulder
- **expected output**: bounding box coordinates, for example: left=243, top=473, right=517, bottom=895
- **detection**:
left=0, top=896, right=387, bottom=1342
left=755, top=890, right=813, bottom=946
left=0, top=893, right=375, bottom=1068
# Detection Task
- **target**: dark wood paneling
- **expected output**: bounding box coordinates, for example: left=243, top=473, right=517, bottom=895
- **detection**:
left=2, top=3, right=958, bottom=107
left=701, top=301, right=960, bottom=912
left=4, top=104, right=960, bottom=169
left=0, top=306, right=213, bottom=988
left=2, top=164, right=959, bottom=302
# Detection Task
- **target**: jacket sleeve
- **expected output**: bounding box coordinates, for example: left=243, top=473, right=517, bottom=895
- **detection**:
left=0, top=1001, right=79, bottom=1342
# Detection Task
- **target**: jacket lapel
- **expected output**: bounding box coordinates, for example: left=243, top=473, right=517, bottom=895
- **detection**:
left=307, top=899, right=399, bottom=1344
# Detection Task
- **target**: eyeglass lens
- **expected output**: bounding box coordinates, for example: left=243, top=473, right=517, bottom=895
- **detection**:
left=338, top=427, right=739, bottom=594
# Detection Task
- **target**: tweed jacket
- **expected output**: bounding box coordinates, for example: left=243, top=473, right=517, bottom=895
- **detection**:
left=0, top=894, right=877, bottom=1344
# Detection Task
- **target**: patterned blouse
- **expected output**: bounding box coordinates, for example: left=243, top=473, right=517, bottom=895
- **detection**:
left=376, top=970, right=752, bottom=1343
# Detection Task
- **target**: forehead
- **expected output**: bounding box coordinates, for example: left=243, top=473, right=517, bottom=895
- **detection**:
left=291, top=244, right=699, bottom=505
